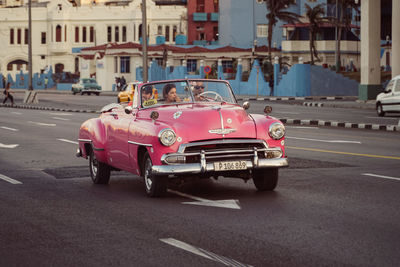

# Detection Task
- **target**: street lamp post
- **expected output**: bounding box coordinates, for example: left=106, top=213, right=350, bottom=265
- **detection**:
left=335, top=0, right=339, bottom=72
left=28, top=0, right=33, bottom=90
left=252, top=39, right=258, bottom=66
left=142, top=0, right=148, bottom=82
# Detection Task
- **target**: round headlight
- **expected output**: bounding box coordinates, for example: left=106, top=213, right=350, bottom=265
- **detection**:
left=269, top=122, right=285, bottom=140
left=158, top=128, right=177, bottom=146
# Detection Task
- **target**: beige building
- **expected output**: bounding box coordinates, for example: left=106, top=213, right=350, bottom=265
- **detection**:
left=0, top=0, right=186, bottom=81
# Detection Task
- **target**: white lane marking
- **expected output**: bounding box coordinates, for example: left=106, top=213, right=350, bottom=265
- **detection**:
left=11, top=111, right=22, bottom=115
left=47, top=112, right=72, bottom=116
left=28, top=121, right=56, bottom=127
left=168, top=189, right=241, bottom=209
left=160, top=238, right=253, bottom=267
left=58, top=139, right=79, bottom=145
left=286, top=136, right=361, bottom=144
left=275, top=111, right=300, bottom=114
left=0, top=174, right=22, bottom=184
left=286, top=126, right=318, bottom=129
left=362, top=173, right=400, bottom=182
left=365, top=116, right=397, bottom=120
left=52, top=117, right=70, bottom=121
left=0, top=143, right=19, bottom=149
left=1, top=126, right=19, bottom=131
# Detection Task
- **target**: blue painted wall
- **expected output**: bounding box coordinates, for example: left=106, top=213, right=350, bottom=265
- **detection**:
left=1, top=67, right=54, bottom=90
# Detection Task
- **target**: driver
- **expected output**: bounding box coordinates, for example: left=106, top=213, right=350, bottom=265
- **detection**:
left=192, top=81, right=205, bottom=101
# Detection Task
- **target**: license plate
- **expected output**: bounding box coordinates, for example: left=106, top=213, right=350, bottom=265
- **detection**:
left=214, top=161, right=247, bottom=171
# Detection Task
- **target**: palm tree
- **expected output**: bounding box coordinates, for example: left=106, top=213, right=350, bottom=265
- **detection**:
left=265, top=0, right=301, bottom=61
left=305, top=3, right=326, bottom=65
left=335, top=0, right=360, bottom=71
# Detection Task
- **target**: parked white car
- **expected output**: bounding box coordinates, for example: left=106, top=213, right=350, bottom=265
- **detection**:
left=376, top=75, right=400, bottom=116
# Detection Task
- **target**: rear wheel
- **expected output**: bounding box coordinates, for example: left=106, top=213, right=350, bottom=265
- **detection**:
left=142, top=151, right=167, bottom=197
left=253, top=168, right=279, bottom=191
left=377, top=103, right=385, bottom=117
left=89, top=149, right=110, bottom=184
left=80, top=91, right=84, bottom=95
left=117, top=98, right=121, bottom=103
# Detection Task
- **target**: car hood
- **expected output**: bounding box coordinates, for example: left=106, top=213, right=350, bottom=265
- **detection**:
left=143, top=103, right=257, bottom=142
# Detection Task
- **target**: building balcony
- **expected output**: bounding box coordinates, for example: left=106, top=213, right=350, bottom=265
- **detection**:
left=193, top=40, right=207, bottom=46
left=282, top=40, right=360, bottom=53
left=48, top=42, right=69, bottom=54
left=193, top=12, right=207, bottom=22
left=210, top=13, right=219, bottom=22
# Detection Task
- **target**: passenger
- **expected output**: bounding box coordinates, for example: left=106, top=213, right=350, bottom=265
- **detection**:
left=163, top=83, right=181, bottom=103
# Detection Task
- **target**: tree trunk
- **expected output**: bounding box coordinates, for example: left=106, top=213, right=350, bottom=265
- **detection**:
left=310, top=30, right=314, bottom=65
left=268, top=20, right=274, bottom=62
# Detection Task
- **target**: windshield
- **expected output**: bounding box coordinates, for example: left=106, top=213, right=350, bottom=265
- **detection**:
left=140, top=80, right=236, bottom=108
left=82, top=79, right=96, bottom=84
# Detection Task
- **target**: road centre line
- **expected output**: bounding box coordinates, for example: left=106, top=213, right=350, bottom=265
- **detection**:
left=287, top=136, right=361, bottom=144
left=362, top=173, right=400, bottom=182
left=160, top=238, right=253, bottom=267
left=286, top=146, right=400, bottom=160
left=28, top=121, right=56, bottom=127
left=0, top=174, right=22, bottom=184
left=11, top=111, right=22, bottom=115
left=52, top=117, right=70, bottom=121
left=58, top=139, right=79, bottom=145
left=1, top=126, right=19, bottom=131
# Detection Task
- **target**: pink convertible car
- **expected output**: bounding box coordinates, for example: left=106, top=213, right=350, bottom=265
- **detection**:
left=77, top=79, right=288, bottom=197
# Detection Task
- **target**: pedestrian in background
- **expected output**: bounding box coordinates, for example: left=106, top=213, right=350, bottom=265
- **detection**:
left=3, top=82, right=14, bottom=106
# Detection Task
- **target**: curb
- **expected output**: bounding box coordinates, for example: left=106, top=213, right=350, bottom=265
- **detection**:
left=2, top=103, right=398, bottom=132
left=303, top=102, right=324, bottom=107
left=237, top=96, right=351, bottom=101
left=279, top=118, right=400, bottom=132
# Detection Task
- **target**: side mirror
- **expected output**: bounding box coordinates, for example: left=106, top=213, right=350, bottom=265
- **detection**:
left=385, top=89, right=392, bottom=94
left=242, top=101, right=250, bottom=110
left=264, top=105, right=272, bottom=114
left=125, top=106, right=133, bottom=114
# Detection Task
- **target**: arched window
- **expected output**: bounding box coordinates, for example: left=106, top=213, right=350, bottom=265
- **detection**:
left=75, top=57, right=79, bottom=73
left=55, top=63, right=64, bottom=73
left=56, top=25, right=62, bottom=42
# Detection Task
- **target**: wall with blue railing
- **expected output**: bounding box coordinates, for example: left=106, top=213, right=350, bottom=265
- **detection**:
left=1, top=67, right=55, bottom=89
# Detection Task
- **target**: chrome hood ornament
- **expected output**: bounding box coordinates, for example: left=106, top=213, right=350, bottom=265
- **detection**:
left=209, top=128, right=236, bottom=135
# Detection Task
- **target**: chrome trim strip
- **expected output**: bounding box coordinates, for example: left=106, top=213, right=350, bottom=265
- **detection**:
left=152, top=158, right=289, bottom=175
left=128, top=141, right=153, bottom=147
left=78, top=139, right=92, bottom=143
left=93, top=147, right=104, bottom=151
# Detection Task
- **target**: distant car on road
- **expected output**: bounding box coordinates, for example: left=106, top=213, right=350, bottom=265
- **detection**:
left=117, top=81, right=141, bottom=103
left=72, top=78, right=102, bottom=95
left=376, top=75, right=400, bottom=116
left=77, top=79, right=288, bottom=197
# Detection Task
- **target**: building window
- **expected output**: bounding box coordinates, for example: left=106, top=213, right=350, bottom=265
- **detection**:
left=17, top=28, right=21, bottom=44
left=75, top=27, right=79, bottom=42
left=56, top=25, right=62, bottom=42
left=114, top=57, right=118, bottom=73
left=222, top=60, right=233, bottom=73
left=257, top=24, right=268, bottom=38
left=196, top=0, right=205, bottom=12
left=107, top=26, right=112, bottom=42
left=90, top=27, right=94, bottom=42
left=120, top=56, right=130, bottom=73
left=213, top=26, right=218, bottom=41
left=24, top=29, right=28, bottom=44
left=122, top=26, right=127, bottom=42
left=213, top=0, right=218, bottom=12
left=115, top=26, right=119, bottom=42
left=41, top=32, right=46, bottom=44
left=10, top=29, right=14, bottom=44
left=173, top=25, right=177, bottom=41
left=157, top=25, right=162, bottom=35
left=65, top=25, right=67, bottom=41
left=75, top=57, right=79, bottom=73
left=165, top=26, right=170, bottom=42
left=187, top=59, right=197, bottom=73
left=83, top=26, right=87, bottom=42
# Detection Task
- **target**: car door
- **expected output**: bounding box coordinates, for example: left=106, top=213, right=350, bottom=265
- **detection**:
left=392, top=79, right=400, bottom=112
left=380, top=79, right=395, bottom=112
left=104, top=108, right=135, bottom=172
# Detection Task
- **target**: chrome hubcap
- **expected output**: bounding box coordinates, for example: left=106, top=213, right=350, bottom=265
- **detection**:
left=91, top=155, right=98, bottom=176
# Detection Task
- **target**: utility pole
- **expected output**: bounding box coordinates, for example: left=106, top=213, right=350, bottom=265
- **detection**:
left=28, top=0, right=33, bottom=90
left=335, top=0, right=339, bottom=72
left=142, top=0, right=148, bottom=82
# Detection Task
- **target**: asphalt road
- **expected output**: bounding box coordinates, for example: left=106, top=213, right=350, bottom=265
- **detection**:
left=1, top=97, right=400, bottom=266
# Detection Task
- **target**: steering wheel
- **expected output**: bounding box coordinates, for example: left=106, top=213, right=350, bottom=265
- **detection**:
left=198, top=91, right=224, bottom=102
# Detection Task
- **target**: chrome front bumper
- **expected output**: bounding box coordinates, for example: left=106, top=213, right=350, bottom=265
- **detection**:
left=151, top=157, right=288, bottom=175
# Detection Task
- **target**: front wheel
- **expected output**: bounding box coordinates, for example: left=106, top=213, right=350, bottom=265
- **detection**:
left=253, top=168, right=279, bottom=191
left=376, top=103, right=385, bottom=117
left=89, top=149, right=110, bottom=184
left=142, top=151, right=167, bottom=197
